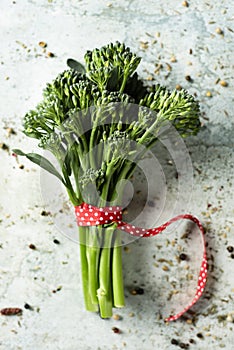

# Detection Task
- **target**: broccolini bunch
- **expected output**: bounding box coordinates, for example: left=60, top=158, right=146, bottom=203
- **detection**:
left=14, top=42, right=201, bottom=318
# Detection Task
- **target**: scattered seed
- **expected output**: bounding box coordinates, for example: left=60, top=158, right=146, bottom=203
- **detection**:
left=170, top=56, right=177, bottom=63
left=0, top=308, right=22, bottom=316
left=146, top=75, right=153, bottom=81
left=38, top=41, right=47, bottom=48
left=215, top=27, right=223, bottom=35
left=185, top=75, right=193, bottom=82
left=0, top=143, right=9, bottom=151
left=47, top=52, right=55, bottom=57
left=113, top=314, right=121, bottom=320
left=128, top=312, right=135, bottom=317
left=196, top=333, right=204, bottom=339
left=29, top=243, right=36, bottom=250
left=182, top=1, right=189, bottom=7
left=140, top=41, right=149, bottom=49
left=179, top=253, right=187, bottom=261
left=123, top=246, right=130, bottom=252
left=227, top=246, right=233, bottom=253
left=19, top=164, right=24, bottom=169
left=231, top=253, right=234, bottom=259
left=130, top=287, right=144, bottom=295
left=53, top=239, right=60, bottom=244
left=147, top=200, right=155, bottom=207
left=166, top=63, right=172, bottom=71
left=206, top=91, right=212, bottom=97
left=226, top=314, right=234, bottom=323
left=219, top=80, right=228, bottom=87
left=176, top=84, right=182, bottom=90
left=189, top=48, right=193, bottom=54
left=162, top=265, right=169, bottom=271
left=41, top=210, right=51, bottom=216
left=171, top=338, right=179, bottom=345
left=6, top=127, right=16, bottom=136
left=189, top=339, right=195, bottom=344
left=112, top=326, right=121, bottom=334
left=179, top=343, right=189, bottom=349
left=24, top=303, right=33, bottom=310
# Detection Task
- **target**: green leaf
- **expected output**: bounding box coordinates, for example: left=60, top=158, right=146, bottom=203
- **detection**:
left=12, top=149, right=65, bottom=184
left=67, top=58, right=86, bottom=74
left=12, top=149, right=26, bottom=156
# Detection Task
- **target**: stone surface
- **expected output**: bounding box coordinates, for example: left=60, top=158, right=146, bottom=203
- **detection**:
left=0, top=1, right=233, bottom=349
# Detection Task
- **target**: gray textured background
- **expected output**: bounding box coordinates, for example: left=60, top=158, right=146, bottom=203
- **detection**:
left=0, top=1, right=233, bottom=349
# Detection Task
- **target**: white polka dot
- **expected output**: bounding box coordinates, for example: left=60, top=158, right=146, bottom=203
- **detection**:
left=110, top=216, right=113, bottom=220
left=100, top=208, right=103, bottom=212
left=136, top=230, right=140, bottom=233
left=89, top=209, right=93, bottom=213
left=96, top=221, right=100, bottom=225
left=90, top=217, right=93, bottom=221
left=87, top=222, right=90, bottom=226
left=105, top=220, right=108, bottom=223
left=100, top=217, right=103, bottom=221
left=105, top=212, right=108, bottom=216
left=85, top=213, right=88, bottom=217
left=109, top=207, right=112, bottom=210
left=80, top=209, right=83, bottom=212
left=94, top=213, right=98, bottom=217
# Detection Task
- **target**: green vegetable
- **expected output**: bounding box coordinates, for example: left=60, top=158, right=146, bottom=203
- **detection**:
left=14, top=42, right=201, bottom=318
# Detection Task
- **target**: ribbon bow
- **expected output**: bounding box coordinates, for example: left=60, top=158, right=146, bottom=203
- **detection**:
left=75, top=203, right=207, bottom=322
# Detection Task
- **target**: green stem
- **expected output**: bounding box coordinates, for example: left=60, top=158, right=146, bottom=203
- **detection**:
left=112, top=230, right=125, bottom=307
left=86, top=226, right=99, bottom=305
left=97, top=226, right=115, bottom=318
left=79, top=226, right=98, bottom=312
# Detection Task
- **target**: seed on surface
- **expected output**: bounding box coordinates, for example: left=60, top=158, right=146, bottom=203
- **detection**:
left=38, top=41, right=47, bottom=48
left=227, top=246, right=233, bottom=253
left=179, top=253, right=187, bottom=261
left=0, top=143, right=9, bottom=151
left=6, top=127, right=16, bottom=136
left=29, top=243, right=36, bottom=250
left=24, top=303, right=33, bottom=310
left=182, top=1, right=189, bottom=7
left=171, top=338, right=179, bottom=345
left=215, top=27, right=223, bottom=35
left=185, top=75, right=193, bottom=82
left=206, top=91, right=212, bottom=97
left=130, top=286, right=144, bottom=295
left=112, top=326, right=121, bottom=334
left=0, top=308, right=22, bottom=316
left=231, top=253, right=234, bottom=259
left=176, top=84, right=182, bottom=90
left=53, top=239, right=60, bottom=244
left=196, top=332, right=204, bottom=339
left=219, top=80, right=228, bottom=87
left=113, top=314, right=121, bottom=320
left=47, top=51, right=55, bottom=57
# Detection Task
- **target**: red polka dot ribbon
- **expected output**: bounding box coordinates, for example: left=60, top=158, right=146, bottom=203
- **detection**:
left=75, top=202, right=207, bottom=322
